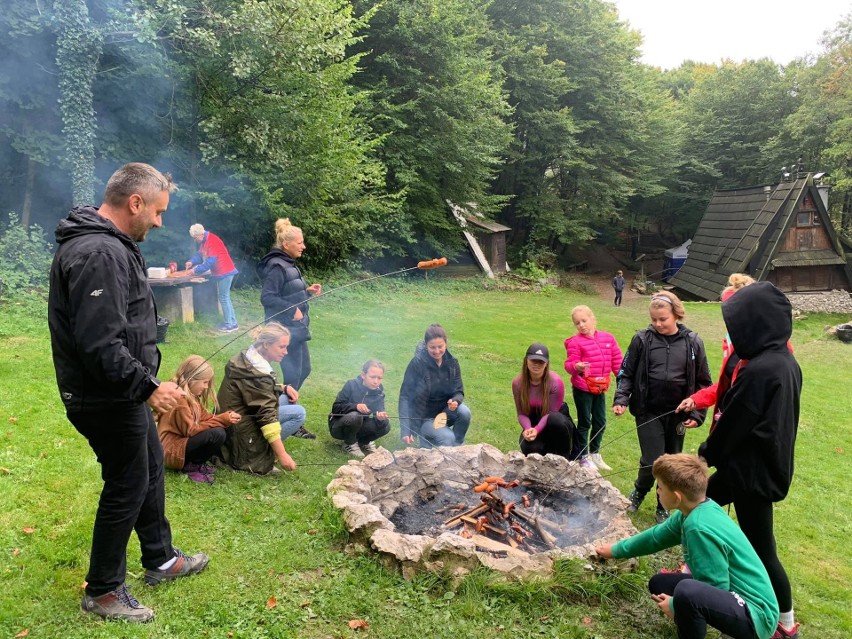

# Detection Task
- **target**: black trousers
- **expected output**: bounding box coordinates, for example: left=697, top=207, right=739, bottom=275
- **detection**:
left=707, top=473, right=793, bottom=612
left=280, top=339, right=311, bottom=390
left=329, top=412, right=390, bottom=446
left=184, top=428, right=227, bottom=465
left=519, top=411, right=574, bottom=459
left=68, top=404, right=174, bottom=596
left=634, top=412, right=685, bottom=508
left=614, top=290, right=623, bottom=306
left=649, top=572, right=758, bottom=639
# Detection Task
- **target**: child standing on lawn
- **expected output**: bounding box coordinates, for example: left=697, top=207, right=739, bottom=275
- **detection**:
left=596, top=454, right=779, bottom=639
left=613, top=292, right=712, bottom=522
left=157, top=355, right=240, bottom=483
left=564, top=305, right=622, bottom=470
left=612, top=270, right=625, bottom=306
left=328, top=360, right=391, bottom=457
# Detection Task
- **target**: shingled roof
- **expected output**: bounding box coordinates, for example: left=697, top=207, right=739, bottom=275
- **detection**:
left=672, top=175, right=850, bottom=300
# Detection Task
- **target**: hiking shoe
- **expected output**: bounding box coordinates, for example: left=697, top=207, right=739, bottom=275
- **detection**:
left=627, top=489, right=644, bottom=512
left=655, top=507, right=670, bottom=523
left=293, top=426, right=317, bottom=440
left=771, top=622, right=800, bottom=639
left=199, top=463, right=216, bottom=475
left=144, top=548, right=209, bottom=586
left=590, top=453, right=612, bottom=471
left=344, top=443, right=365, bottom=458
left=361, top=441, right=378, bottom=454
left=81, top=584, right=154, bottom=623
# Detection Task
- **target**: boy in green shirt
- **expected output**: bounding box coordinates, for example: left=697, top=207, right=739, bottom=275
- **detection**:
left=596, top=454, right=778, bottom=639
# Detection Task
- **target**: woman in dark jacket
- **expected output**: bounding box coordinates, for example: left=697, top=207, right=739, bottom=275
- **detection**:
left=399, top=324, right=471, bottom=448
left=257, top=218, right=320, bottom=439
left=698, top=282, right=802, bottom=639
left=218, top=323, right=301, bottom=475
left=328, top=360, right=391, bottom=457
left=613, top=292, right=712, bottom=522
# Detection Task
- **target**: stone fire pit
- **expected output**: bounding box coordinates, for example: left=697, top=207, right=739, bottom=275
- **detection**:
left=327, top=444, right=637, bottom=579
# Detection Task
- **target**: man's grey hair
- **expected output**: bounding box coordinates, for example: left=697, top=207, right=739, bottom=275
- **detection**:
left=103, top=163, right=177, bottom=206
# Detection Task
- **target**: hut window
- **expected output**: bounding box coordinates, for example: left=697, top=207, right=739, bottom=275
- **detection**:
left=797, top=211, right=819, bottom=227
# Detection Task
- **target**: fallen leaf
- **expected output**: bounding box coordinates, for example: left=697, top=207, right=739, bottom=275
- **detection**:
left=300, top=601, right=312, bottom=608
left=837, top=447, right=843, bottom=454
left=0, top=467, right=11, bottom=474
left=245, top=494, right=254, bottom=501
left=15, top=630, right=29, bottom=638
left=581, top=616, right=592, bottom=625
left=8, top=417, right=18, bottom=423
left=12, top=548, right=20, bottom=556
left=39, top=452, right=47, bottom=459
left=22, top=527, right=35, bottom=534
left=348, top=619, right=369, bottom=630
left=266, top=596, right=277, bottom=609
left=307, top=529, right=318, bottom=535
left=227, top=633, right=233, bottom=638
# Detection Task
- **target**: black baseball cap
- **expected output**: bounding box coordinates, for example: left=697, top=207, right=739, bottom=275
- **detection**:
left=525, top=343, right=549, bottom=362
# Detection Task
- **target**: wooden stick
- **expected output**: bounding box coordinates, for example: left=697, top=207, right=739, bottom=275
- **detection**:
left=512, top=506, right=561, bottom=532
left=443, top=503, right=488, bottom=527
left=471, top=534, right=529, bottom=557
left=460, top=516, right=507, bottom=537
left=531, top=518, right=557, bottom=549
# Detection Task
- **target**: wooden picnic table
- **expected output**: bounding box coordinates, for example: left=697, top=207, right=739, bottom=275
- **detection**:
left=149, top=275, right=219, bottom=324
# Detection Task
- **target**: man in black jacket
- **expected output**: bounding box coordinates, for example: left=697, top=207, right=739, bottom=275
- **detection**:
left=49, top=163, right=208, bottom=622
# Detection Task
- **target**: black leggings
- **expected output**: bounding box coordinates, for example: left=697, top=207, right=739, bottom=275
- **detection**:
left=329, top=412, right=391, bottom=446
left=707, top=473, right=792, bottom=612
left=519, top=412, right=574, bottom=459
left=184, top=428, right=227, bottom=465
left=649, top=572, right=758, bottom=639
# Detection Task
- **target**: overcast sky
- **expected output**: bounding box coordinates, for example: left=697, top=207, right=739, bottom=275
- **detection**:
left=610, top=0, right=850, bottom=70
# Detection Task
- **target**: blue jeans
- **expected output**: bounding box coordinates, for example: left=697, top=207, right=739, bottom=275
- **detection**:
left=416, top=404, right=471, bottom=448
left=278, top=395, right=306, bottom=439
left=217, top=274, right=237, bottom=326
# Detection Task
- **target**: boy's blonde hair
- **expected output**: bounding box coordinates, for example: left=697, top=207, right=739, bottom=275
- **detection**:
left=652, top=454, right=708, bottom=502
left=649, top=291, right=686, bottom=321
left=171, top=355, right=219, bottom=412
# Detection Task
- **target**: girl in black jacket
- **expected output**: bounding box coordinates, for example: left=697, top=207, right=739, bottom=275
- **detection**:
left=613, top=292, right=712, bottom=522
left=328, top=360, right=391, bottom=457
left=698, top=282, right=802, bottom=639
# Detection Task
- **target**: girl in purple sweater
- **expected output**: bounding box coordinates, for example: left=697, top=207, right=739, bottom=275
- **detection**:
left=512, top=343, right=574, bottom=459
left=564, top=305, right=623, bottom=471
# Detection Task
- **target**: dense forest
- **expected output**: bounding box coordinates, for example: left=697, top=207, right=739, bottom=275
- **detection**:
left=1, top=0, right=849, bottom=273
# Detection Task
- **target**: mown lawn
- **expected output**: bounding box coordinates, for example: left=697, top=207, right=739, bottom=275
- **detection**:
left=1, top=275, right=849, bottom=639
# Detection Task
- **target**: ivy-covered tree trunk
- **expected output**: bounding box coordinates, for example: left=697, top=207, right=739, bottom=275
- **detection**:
left=54, top=0, right=101, bottom=206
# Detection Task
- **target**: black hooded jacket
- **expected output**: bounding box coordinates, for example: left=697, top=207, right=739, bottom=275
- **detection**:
left=257, top=248, right=310, bottom=332
left=48, top=207, right=161, bottom=411
left=698, top=282, right=802, bottom=502
left=398, top=344, right=465, bottom=438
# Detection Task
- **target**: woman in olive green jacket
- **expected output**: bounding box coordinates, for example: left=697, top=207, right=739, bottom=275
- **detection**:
left=218, top=323, right=300, bottom=474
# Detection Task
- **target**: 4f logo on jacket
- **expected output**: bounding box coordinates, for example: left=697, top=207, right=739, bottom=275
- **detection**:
left=90, top=289, right=103, bottom=296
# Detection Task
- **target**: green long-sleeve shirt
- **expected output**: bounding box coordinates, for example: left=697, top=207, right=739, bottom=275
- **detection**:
left=612, top=499, right=778, bottom=639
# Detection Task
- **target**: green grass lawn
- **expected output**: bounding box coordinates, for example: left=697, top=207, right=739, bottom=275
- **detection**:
left=1, top=276, right=850, bottom=638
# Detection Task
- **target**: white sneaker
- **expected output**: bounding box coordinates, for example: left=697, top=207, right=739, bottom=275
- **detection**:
left=591, top=453, right=611, bottom=471
left=578, top=456, right=599, bottom=473
left=343, top=443, right=365, bottom=458
left=361, top=441, right=377, bottom=454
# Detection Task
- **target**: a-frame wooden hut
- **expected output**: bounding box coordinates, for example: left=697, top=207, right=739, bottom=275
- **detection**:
left=672, top=174, right=851, bottom=300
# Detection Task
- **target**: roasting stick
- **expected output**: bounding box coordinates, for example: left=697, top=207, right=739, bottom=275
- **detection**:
left=185, top=257, right=448, bottom=380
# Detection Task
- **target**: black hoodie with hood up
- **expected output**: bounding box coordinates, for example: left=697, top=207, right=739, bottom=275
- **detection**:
left=698, top=282, right=802, bottom=502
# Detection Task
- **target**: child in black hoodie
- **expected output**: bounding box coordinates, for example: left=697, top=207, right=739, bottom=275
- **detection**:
left=698, top=282, right=802, bottom=639
left=328, top=360, right=390, bottom=457
left=613, top=292, right=712, bottom=523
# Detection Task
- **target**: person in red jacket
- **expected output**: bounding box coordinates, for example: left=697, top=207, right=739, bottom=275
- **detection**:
left=185, top=224, right=240, bottom=332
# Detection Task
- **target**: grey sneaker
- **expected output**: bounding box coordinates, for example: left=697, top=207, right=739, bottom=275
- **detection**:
left=293, top=426, right=317, bottom=440
left=144, top=548, right=209, bottom=586
left=344, top=443, right=365, bottom=458
left=590, top=453, right=612, bottom=471
left=81, top=584, right=154, bottom=622
left=361, top=441, right=378, bottom=454
left=655, top=507, right=670, bottom=523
